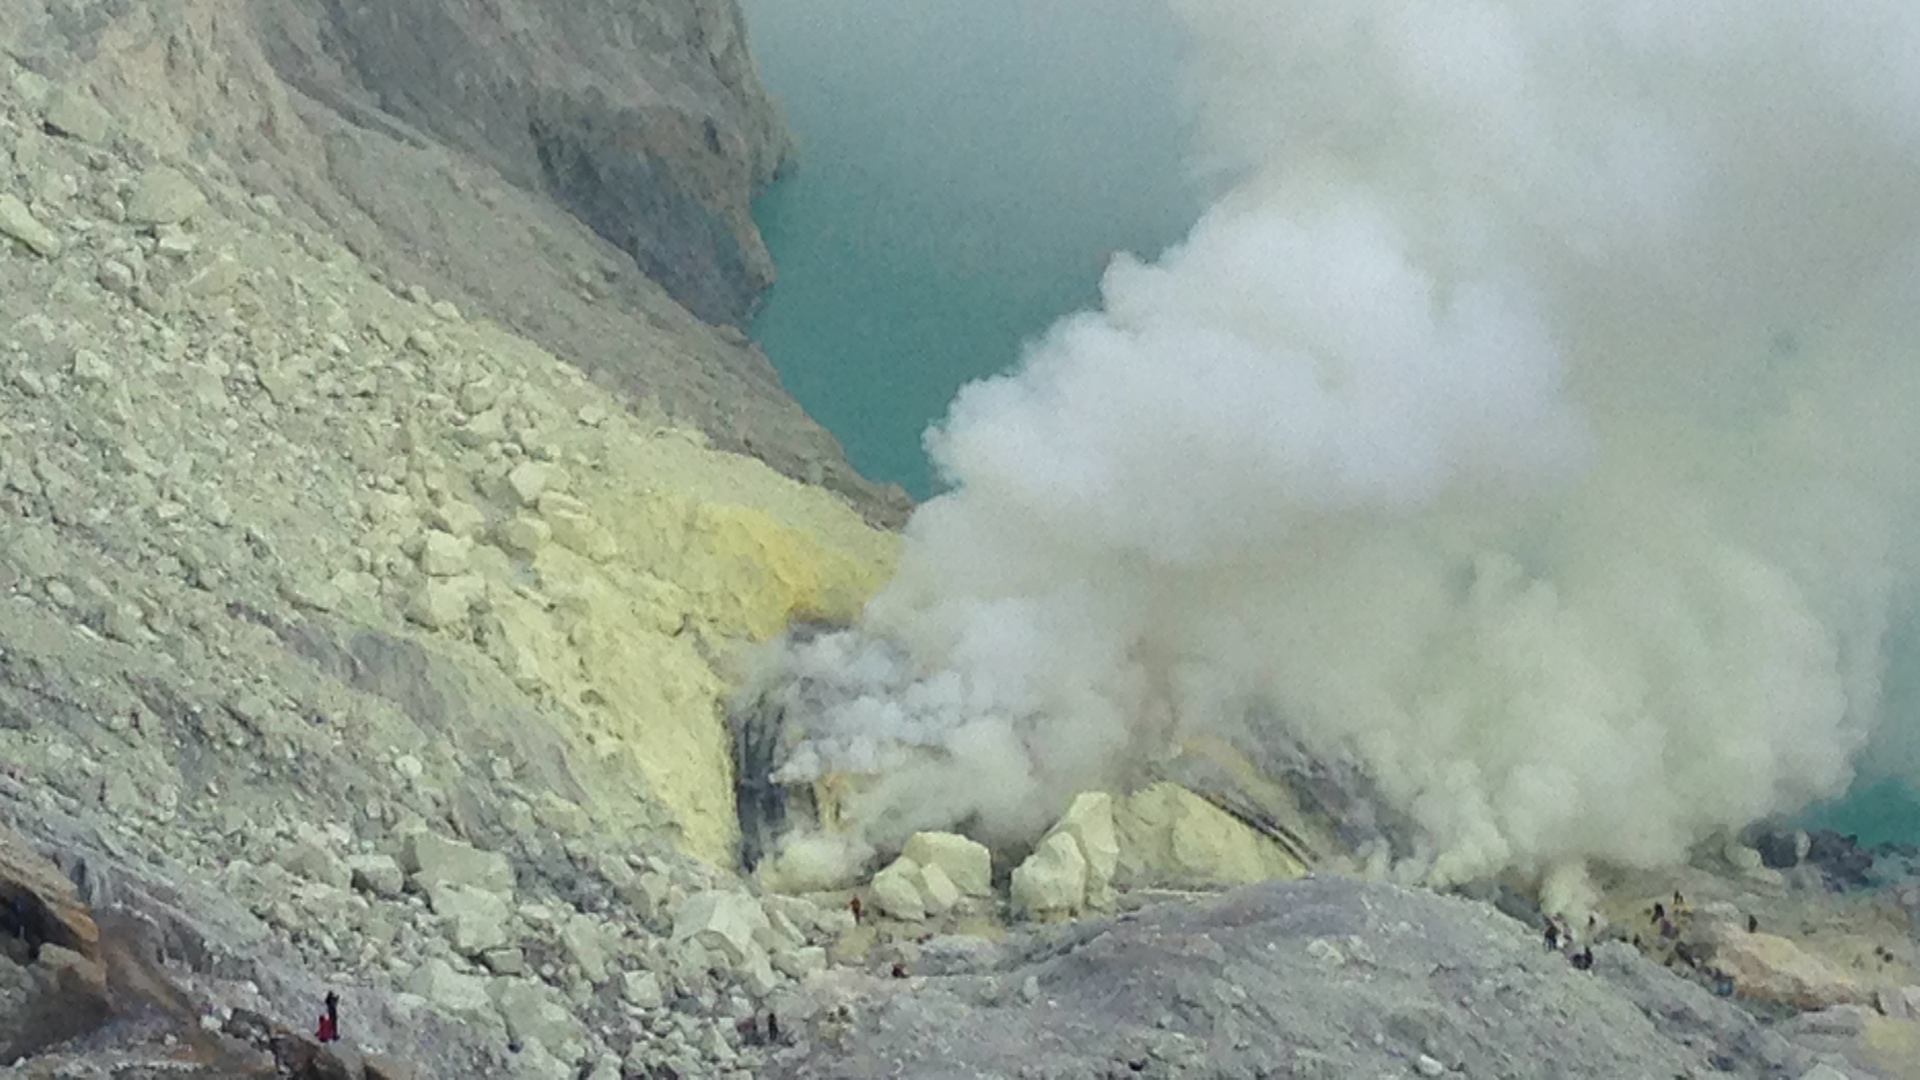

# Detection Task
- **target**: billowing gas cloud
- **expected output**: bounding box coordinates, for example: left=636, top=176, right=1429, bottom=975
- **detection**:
left=760, top=0, right=1920, bottom=896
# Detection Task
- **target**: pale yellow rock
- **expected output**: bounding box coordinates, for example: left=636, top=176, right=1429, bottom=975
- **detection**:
left=509, top=461, right=571, bottom=505
left=431, top=499, right=487, bottom=539
left=1113, top=782, right=1307, bottom=888
left=495, top=515, right=551, bottom=556
left=902, top=831, right=992, bottom=898
left=1054, top=792, right=1120, bottom=908
left=539, top=492, right=618, bottom=561
left=1709, top=932, right=1863, bottom=1011
left=869, top=857, right=926, bottom=921
left=914, top=862, right=961, bottom=916
left=405, top=575, right=483, bottom=629
left=419, top=530, right=473, bottom=576
left=1011, top=832, right=1087, bottom=918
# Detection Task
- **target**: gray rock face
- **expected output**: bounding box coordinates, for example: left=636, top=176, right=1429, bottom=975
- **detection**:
left=766, top=876, right=1835, bottom=1079
left=253, top=0, right=789, bottom=327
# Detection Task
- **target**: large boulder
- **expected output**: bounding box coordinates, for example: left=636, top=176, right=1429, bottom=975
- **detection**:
left=1010, top=833, right=1087, bottom=919
left=401, top=831, right=515, bottom=896
left=902, top=832, right=992, bottom=898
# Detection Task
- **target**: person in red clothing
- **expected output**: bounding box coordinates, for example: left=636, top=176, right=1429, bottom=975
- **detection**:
left=316, top=991, right=340, bottom=1043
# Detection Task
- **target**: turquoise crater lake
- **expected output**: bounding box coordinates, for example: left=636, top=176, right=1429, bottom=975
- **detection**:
left=740, top=0, right=1201, bottom=500
left=738, top=1, right=1920, bottom=849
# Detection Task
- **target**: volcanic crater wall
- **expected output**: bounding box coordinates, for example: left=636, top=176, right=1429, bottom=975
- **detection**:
left=252, top=0, right=791, bottom=328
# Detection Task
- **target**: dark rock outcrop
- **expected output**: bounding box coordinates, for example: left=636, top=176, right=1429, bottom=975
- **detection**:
left=253, top=0, right=791, bottom=327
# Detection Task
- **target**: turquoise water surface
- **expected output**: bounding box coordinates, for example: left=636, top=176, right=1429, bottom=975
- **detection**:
left=740, top=0, right=1201, bottom=498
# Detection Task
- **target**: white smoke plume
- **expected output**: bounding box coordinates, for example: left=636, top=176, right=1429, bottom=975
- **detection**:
left=759, top=0, right=1920, bottom=894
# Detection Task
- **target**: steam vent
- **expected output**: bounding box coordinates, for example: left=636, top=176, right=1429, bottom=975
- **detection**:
left=0, top=0, right=1918, bottom=1076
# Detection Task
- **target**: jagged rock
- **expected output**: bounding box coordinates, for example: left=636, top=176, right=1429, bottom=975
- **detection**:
left=507, top=462, right=570, bottom=505
left=0, top=194, right=60, bottom=257
left=492, top=978, right=584, bottom=1063
left=418, top=530, right=473, bottom=576
left=430, top=884, right=512, bottom=954
left=672, top=890, right=770, bottom=967
left=1749, top=827, right=1810, bottom=869
left=404, top=577, right=481, bottom=628
left=1011, top=832, right=1088, bottom=919
left=402, top=831, right=515, bottom=895
left=41, top=88, right=112, bottom=144
left=430, top=500, right=487, bottom=539
left=559, top=915, right=609, bottom=984
left=454, top=408, right=506, bottom=447
left=620, top=969, right=664, bottom=1009
left=772, top=945, right=827, bottom=980
left=125, top=166, right=208, bottom=226
left=1798, top=1066, right=1855, bottom=1080
left=868, top=858, right=926, bottom=922
left=348, top=854, right=406, bottom=900
left=186, top=252, right=244, bottom=299
left=539, top=493, right=618, bottom=561
left=1053, top=792, right=1120, bottom=907
left=914, top=862, right=961, bottom=917
left=277, top=841, right=352, bottom=890
left=902, top=831, right=992, bottom=898
left=404, top=958, right=494, bottom=1016
left=516, top=1038, right=575, bottom=1080
left=406, top=328, right=441, bottom=357
left=1876, top=985, right=1920, bottom=1019
left=1804, top=830, right=1874, bottom=887
left=482, top=947, right=526, bottom=975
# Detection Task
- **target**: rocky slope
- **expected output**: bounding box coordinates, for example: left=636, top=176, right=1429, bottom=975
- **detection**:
left=0, top=0, right=910, bottom=527
left=0, top=2, right=1918, bottom=1079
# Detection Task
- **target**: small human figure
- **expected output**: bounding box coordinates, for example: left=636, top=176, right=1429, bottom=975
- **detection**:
left=1650, top=902, right=1666, bottom=925
left=315, top=991, right=340, bottom=1044
left=1747, top=914, right=1758, bottom=934
left=1544, top=921, right=1561, bottom=951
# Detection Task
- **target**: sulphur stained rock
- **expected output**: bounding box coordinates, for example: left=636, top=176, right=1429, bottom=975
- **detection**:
left=902, top=831, right=992, bottom=898
left=508, top=461, right=571, bottom=505
left=869, top=857, right=926, bottom=921
left=914, top=862, right=962, bottom=916
left=1053, top=792, right=1120, bottom=908
left=1708, top=931, right=1862, bottom=1010
left=1011, top=832, right=1088, bottom=919
left=419, top=529, right=474, bottom=575
left=1113, top=782, right=1306, bottom=887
